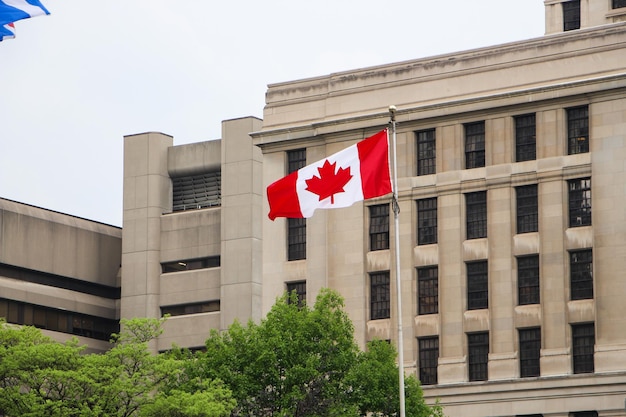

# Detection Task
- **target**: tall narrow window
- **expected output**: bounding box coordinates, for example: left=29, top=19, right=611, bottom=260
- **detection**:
left=370, top=272, right=390, bottom=320
left=416, top=129, right=436, bottom=176
left=518, top=255, right=540, bottom=305
left=418, top=337, right=439, bottom=385
left=516, top=184, right=538, bottom=234
left=467, top=261, right=488, bottom=310
left=563, top=0, right=581, bottom=31
left=614, top=0, right=626, bottom=8
left=369, top=204, right=390, bottom=251
left=172, top=171, right=221, bottom=212
left=567, top=106, right=589, bottom=154
left=519, top=328, right=541, bottom=378
left=287, top=281, right=306, bottom=307
left=287, top=149, right=306, bottom=261
left=515, top=114, right=536, bottom=162
left=417, top=197, right=437, bottom=245
left=417, top=266, right=438, bottom=315
left=465, top=121, right=485, bottom=169
left=466, top=191, right=487, bottom=239
left=572, top=323, right=595, bottom=374
left=468, top=332, right=489, bottom=381
left=568, top=178, right=591, bottom=227
left=570, top=249, right=593, bottom=300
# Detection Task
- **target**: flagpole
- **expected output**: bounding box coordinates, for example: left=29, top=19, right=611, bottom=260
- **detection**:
left=389, top=105, right=406, bottom=417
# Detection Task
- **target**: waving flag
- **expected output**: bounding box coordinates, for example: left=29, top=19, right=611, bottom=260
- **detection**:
left=0, top=0, right=49, bottom=26
left=267, top=129, right=392, bottom=220
left=0, top=22, right=14, bottom=41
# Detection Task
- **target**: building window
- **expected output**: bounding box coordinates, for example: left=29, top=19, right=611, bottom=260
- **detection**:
left=172, top=171, right=221, bottom=212
left=416, top=129, right=436, bottom=176
left=286, top=281, right=306, bottom=307
left=468, top=332, right=489, bottom=381
left=287, top=218, right=306, bottom=261
left=369, top=204, right=390, bottom=251
left=515, top=113, right=536, bottom=162
left=417, top=198, right=437, bottom=245
left=518, top=255, right=540, bottom=305
left=516, top=184, right=538, bottom=234
left=161, top=300, right=220, bottom=317
left=467, top=261, right=488, bottom=310
left=614, top=0, right=626, bottom=8
left=568, top=178, right=591, bottom=227
left=287, top=149, right=307, bottom=261
left=161, top=256, right=220, bottom=273
left=567, top=105, right=589, bottom=154
left=572, top=323, right=595, bottom=374
left=570, top=249, right=593, bottom=300
left=370, top=272, right=390, bottom=320
left=570, top=412, right=598, bottom=417
left=466, top=191, right=487, bottom=239
left=465, top=121, right=485, bottom=169
left=563, top=0, right=581, bottom=31
left=418, top=337, right=439, bottom=385
left=417, top=266, right=438, bottom=315
left=519, top=328, right=541, bottom=378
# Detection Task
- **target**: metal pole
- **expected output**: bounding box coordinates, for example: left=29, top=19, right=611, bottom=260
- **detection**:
left=389, top=105, right=406, bottom=417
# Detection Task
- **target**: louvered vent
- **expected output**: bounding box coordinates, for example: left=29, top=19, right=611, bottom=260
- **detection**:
left=172, top=171, right=221, bottom=212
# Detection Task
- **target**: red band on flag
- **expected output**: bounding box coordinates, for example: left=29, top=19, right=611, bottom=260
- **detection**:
left=267, top=171, right=302, bottom=220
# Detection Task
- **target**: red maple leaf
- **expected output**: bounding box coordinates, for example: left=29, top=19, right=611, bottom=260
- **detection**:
left=305, top=160, right=353, bottom=203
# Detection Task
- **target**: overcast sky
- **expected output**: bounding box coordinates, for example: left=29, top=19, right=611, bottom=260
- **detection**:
left=0, top=1, right=545, bottom=227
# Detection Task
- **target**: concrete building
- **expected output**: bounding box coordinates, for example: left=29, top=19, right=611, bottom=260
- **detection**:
left=0, top=198, right=121, bottom=353
left=253, top=1, right=626, bottom=416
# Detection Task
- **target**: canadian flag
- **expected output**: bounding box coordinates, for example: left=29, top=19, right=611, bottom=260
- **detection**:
left=267, top=129, right=392, bottom=220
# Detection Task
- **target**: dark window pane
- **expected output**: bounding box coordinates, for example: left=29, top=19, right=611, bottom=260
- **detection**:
left=162, top=256, right=221, bottom=273
left=467, top=261, right=488, bottom=310
left=417, top=198, right=437, bottom=245
left=287, top=149, right=306, bottom=174
left=370, top=204, right=390, bottom=251
left=614, top=0, right=626, bottom=8
left=172, top=171, right=221, bottom=212
left=418, top=337, right=439, bottom=385
left=563, top=0, right=581, bottom=31
left=567, top=106, right=589, bottom=154
left=572, top=323, right=595, bottom=374
left=518, top=255, right=540, bottom=305
left=418, top=266, right=438, bottom=315
left=162, top=300, right=220, bottom=317
left=287, top=281, right=306, bottom=307
left=570, top=249, right=593, bottom=300
left=466, top=191, right=487, bottom=239
left=370, top=272, right=390, bottom=320
left=416, top=129, right=436, bottom=176
left=519, top=328, right=541, bottom=377
left=465, top=122, right=485, bottom=169
left=516, top=184, right=538, bottom=233
left=288, top=218, right=307, bottom=260
left=468, top=332, right=489, bottom=381
left=568, top=178, right=591, bottom=227
left=515, top=114, right=536, bottom=162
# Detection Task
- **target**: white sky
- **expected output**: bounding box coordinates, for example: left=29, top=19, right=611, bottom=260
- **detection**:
left=0, top=1, right=545, bottom=227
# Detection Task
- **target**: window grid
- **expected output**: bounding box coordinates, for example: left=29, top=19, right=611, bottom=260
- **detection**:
left=515, top=114, right=536, bottom=162
left=570, top=249, right=593, bottom=300
left=418, top=337, right=439, bottom=385
left=468, top=332, right=489, bottom=381
left=572, top=323, right=595, bottom=374
left=563, top=0, right=581, bottom=31
left=370, top=204, right=390, bottom=251
left=416, top=129, right=436, bottom=176
left=287, top=149, right=307, bottom=261
left=286, top=281, right=306, bottom=307
left=567, top=106, right=589, bottom=154
left=418, top=266, right=438, bottom=315
left=519, top=328, right=541, bottom=378
left=568, top=178, right=591, bottom=227
left=518, top=255, right=540, bottom=305
left=467, top=261, right=488, bottom=310
left=466, top=191, right=487, bottom=239
left=417, top=198, right=437, bottom=245
left=370, top=272, right=390, bottom=320
left=465, top=121, right=485, bottom=169
left=516, top=184, right=538, bottom=234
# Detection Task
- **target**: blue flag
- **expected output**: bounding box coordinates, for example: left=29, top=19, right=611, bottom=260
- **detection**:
left=0, top=0, right=49, bottom=26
